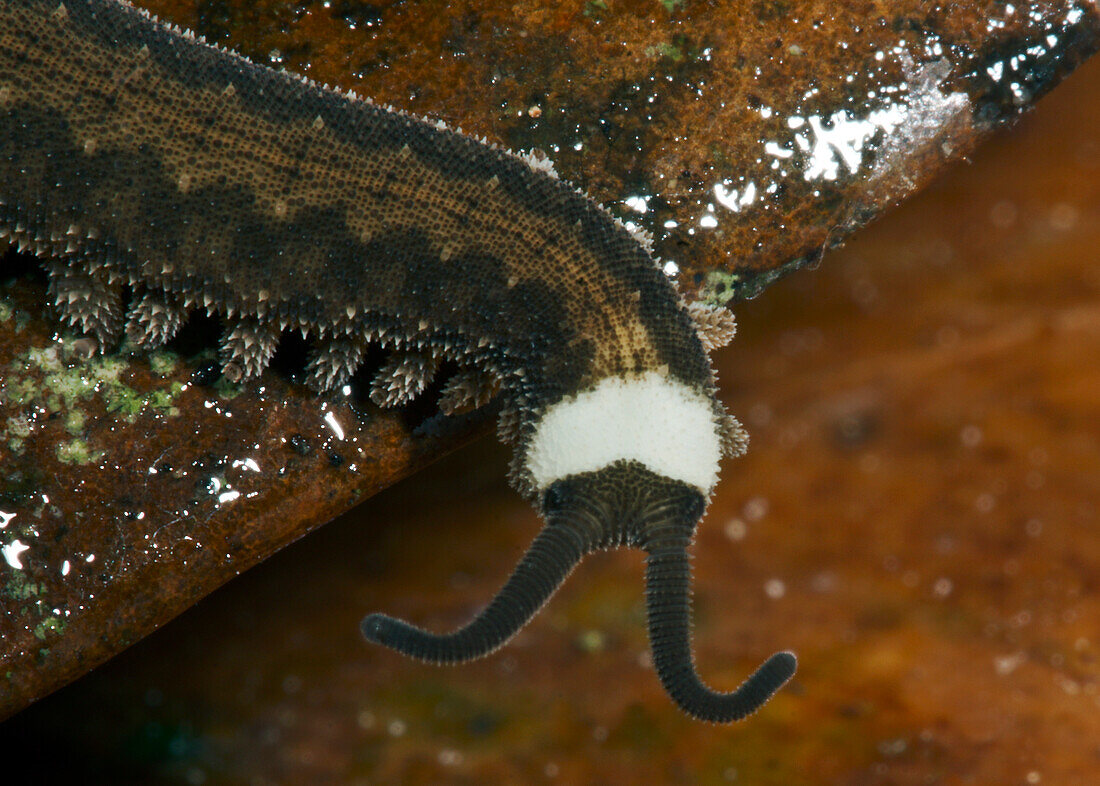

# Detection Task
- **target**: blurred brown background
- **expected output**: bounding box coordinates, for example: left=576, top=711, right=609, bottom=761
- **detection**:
left=1, top=32, right=1099, bottom=786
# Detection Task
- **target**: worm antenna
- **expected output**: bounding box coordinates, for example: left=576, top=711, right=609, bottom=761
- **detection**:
left=362, top=521, right=588, bottom=663
left=645, top=533, right=796, bottom=723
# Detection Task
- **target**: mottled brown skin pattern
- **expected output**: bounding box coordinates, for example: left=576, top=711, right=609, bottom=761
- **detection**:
left=0, top=0, right=714, bottom=460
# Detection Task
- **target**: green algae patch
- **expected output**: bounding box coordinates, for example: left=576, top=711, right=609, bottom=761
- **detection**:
left=3, top=570, right=68, bottom=645
left=5, top=414, right=31, bottom=439
left=1, top=336, right=188, bottom=418
left=33, top=614, right=66, bottom=641
left=103, top=379, right=184, bottom=420
left=700, top=269, right=744, bottom=306
left=0, top=296, right=30, bottom=333
left=0, top=334, right=189, bottom=464
left=148, top=351, right=177, bottom=376
left=63, top=410, right=85, bottom=437
left=1, top=377, right=39, bottom=407
left=56, top=438, right=105, bottom=466
left=5, top=576, right=46, bottom=602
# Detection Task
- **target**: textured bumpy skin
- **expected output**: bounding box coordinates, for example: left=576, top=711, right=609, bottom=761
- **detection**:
left=0, top=0, right=794, bottom=721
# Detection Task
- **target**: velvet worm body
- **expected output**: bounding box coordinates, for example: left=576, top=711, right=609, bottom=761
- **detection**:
left=0, top=0, right=796, bottom=721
